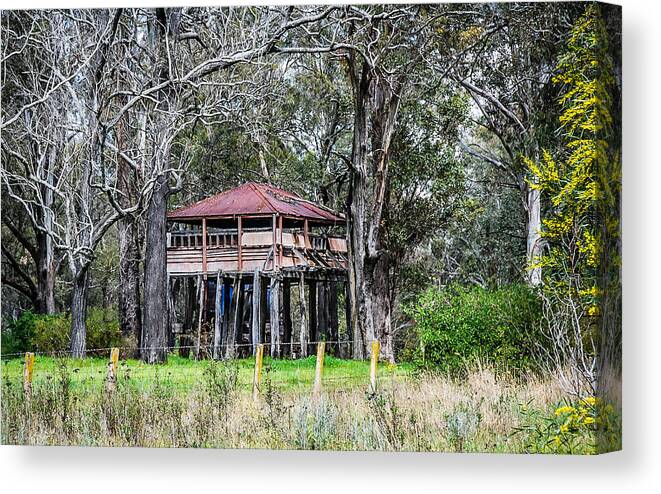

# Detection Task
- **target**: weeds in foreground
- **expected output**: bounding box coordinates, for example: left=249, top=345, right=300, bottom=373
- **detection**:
left=1, top=364, right=620, bottom=453
left=514, top=396, right=621, bottom=454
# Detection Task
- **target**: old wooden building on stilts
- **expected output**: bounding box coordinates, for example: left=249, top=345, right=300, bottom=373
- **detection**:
left=166, top=182, right=349, bottom=359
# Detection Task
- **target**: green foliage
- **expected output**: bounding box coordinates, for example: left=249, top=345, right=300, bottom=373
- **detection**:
left=388, top=89, right=469, bottom=259
left=1, top=310, right=37, bottom=355
left=404, top=284, right=542, bottom=373
left=1, top=308, right=122, bottom=355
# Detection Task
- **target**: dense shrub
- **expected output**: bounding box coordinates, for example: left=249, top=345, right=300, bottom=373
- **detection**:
left=1, top=310, right=38, bottom=355
left=1, top=308, right=122, bottom=355
left=404, top=284, right=542, bottom=373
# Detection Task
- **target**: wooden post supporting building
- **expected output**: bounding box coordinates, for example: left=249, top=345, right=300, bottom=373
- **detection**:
left=298, top=273, right=308, bottom=358
left=308, top=279, right=317, bottom=355
left=251, top=268, right=262, bottom=356
left=282, top=279, right=292, bottom=356
left=270, top=276, right=282, bottom=357
left=213, top=270, right=223, bottom=359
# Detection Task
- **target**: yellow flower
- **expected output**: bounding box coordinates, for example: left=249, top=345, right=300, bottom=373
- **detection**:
left=555, top=406, right=576, bottom=416
left=581, top=396, right=597, bottom=407
left=583, top=417, right=595, bottom=425
left=559, top=424, right=569, bottom=434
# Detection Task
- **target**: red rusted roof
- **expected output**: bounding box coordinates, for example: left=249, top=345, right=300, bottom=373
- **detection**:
left=168, top=182, right=345, bottom=224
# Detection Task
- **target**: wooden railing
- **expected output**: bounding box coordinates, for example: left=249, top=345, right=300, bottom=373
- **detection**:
left=167, top=229, right=345, bottom=252
left=167, top=231, right=238, bottom=249
left=309, top=234, right=327, bottom=251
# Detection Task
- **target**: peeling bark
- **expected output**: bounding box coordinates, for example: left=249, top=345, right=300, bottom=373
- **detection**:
left=347, top=60, right=401, bottom=362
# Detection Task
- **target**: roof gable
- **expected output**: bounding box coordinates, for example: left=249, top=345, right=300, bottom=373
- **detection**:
left=167, top=182, right=344, bottom=224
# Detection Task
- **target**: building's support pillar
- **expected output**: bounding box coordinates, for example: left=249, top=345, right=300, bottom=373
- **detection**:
left=222, top=278, right=231, bottom=349
left=317, top=281, right=328, bottom=344
left=240, top=287, right=252, bottom=357
left=225, top=274, right=243, bottom=359
left=308, top=279, right=317, bottom=356
left=251, top=268, right=262, bottom=356
left=328, top=281, right=339, bottom=355
left=282, top=278, right=292, bottom=357
left=202, top=218, right=208, bottom=273
left=260, top=274, right=268, bottom=346
left=213, top=270, right=223, bottom=359
left=298, top=272, right=308, bottom=358
left=237, top=216, right=243, bottom=272
left=270, top=276, right=282, bottom=357
left=180, top=276, right=195, bottom=358
left=195, top=273, right=204, bottom=359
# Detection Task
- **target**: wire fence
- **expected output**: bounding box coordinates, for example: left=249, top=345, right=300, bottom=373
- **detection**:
left=1, top=341, right=410, bottom=394
left=0, top=340, right=355, bottom=360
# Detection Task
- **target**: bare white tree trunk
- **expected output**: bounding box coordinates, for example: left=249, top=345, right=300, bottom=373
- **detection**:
left=526, top=180, right=542, bottom=287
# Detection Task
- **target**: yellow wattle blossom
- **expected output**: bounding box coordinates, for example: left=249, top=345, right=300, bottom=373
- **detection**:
left=581, top=396, right=598, bottom=407
left=555, top=405, right=576, bottom=416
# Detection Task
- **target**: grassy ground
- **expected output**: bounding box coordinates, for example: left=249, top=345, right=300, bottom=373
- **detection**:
left=1, top=355, right=620, bottom=453
left=1, top=354, right=411, bottom=392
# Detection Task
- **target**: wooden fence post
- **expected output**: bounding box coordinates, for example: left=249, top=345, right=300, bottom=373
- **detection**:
left=370, top=340, right=380, bottom=393
left=106, top=347, right=119, bottom=392
left=23, top=352, right=35, bottom=395
left=252, top=344, right=264, bottom=402
left=313, top=341, right=325, bottom=397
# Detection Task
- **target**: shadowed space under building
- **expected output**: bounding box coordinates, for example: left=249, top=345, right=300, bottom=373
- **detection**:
left=166, top=182, right=349, bottom=359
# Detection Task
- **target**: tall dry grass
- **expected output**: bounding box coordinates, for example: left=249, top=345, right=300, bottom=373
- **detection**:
left=1, top=360, right=583, bottom=452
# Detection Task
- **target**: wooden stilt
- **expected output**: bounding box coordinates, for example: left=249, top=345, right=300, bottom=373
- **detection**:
left=259, top=275, right=267, bottom=346
left=222, top=278, right=231, bottom=348
left=240, top=289, right=252, bottom=357
left=298, top=272, right=308, bottom=358
left=213, top=270, right=222, bottom=359
left=282, top=279, right=292, bottom=357
left=308, top=279, right=317, bottom=355
left=270, top=276, right=282, bottom=357
left=225, top=274, right=242, bottom=359
left=251, top=268, right=262, bottom=356
left=317, top=281, right=328, bottom=343
left=195, top=273, right=204, bottom=359
left=328, top=281, right=339, bottom=355
left=180, top=276, right=195, bottom=358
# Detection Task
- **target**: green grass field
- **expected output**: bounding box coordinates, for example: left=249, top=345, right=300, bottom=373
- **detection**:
left=1, top=354, right=412, bottom=393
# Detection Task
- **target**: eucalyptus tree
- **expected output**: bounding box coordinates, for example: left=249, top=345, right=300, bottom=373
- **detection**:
left=1, top=9, right=139, bottom=356
left=1, top=10, right=63, bottom=315
left=300, top=4, right=495, bottom=361
left=452, top=2, right=583, bottom=287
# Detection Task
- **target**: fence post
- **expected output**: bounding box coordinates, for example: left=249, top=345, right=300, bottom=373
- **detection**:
left=369, top=340, right=380, bottom=393
left=252, top=344, right=264, bottom=402
left=23, top=352, right=35, bottom=396
left=106, top=347, right=119, bottom=392
left=313, top=341, right=325, bottom=397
